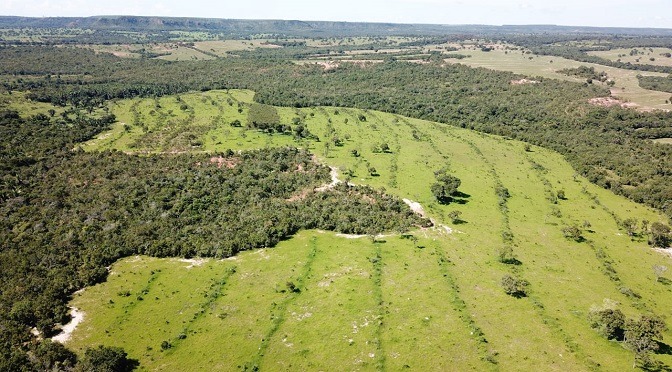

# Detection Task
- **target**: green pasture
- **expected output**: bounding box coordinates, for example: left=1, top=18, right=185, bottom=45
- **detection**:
left=439, top=44, right=672, bottom=111
left=0, top=91, right=69, bottom=117
left=69, top=89, right=672, bottom=370
left=588, top=47, right=672, bottom=68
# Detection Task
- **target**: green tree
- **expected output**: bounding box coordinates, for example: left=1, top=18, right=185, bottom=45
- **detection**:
left=621, top=218, right=639, bottom=237
left=448, top=210, right=462, bottom=224
left=431, top=168, right=461, bottom=204
left=589, top=308, right=625, bottom=340
left=75, top=346, right=138, bottom=372
left=501, top=275, right=528, bottom=298
left=624, top=316, right=667, bottom=368
left=649, top=222, right=671, bottom=247
left=562, top=225, right=584, bottom=242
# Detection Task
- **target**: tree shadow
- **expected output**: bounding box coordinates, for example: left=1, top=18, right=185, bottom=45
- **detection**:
left=452, top=191, right=471, bottom=199
left=641, top=360, right=672, bottom=372
left=657, top=277, right=672, bottom=286
left=501, top=258, right=523, bottom=266
left=656, top=341, right=672, bottom=355
left=452, top=219, right=468, bottom=225
left=126, top=358, right=141, bottom=372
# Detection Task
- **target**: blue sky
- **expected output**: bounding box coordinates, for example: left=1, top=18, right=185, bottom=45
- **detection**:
left=1, top=0, right=670, bottom=29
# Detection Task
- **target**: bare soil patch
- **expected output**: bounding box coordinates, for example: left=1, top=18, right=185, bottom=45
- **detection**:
left=588, top=96, right=638, bottom=109
left=510, top=79, right=539, bottom=85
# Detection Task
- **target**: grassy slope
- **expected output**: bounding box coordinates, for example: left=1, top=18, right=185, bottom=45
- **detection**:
left=68, top=90, right=672, bottom=370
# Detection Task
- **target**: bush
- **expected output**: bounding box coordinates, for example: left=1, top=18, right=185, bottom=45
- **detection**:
left=501, top=275, right=528, bottom=298
left=589, top=308, right=625, bottom=340
left=561, top=225, right=584, bottom=242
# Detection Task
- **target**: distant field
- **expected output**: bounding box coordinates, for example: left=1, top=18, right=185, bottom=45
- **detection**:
left=193, top=40, right=280, bottom=57
left=440, top=44, right=672, bottom=111
left=69, top=89, right=672, bottom=370
left=589, top=47, right=672, bottom=68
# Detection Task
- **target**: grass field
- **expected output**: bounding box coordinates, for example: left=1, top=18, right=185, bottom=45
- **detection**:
left=64, top=90, right=672, bottom=370
left=436, top=44, right=672, bottom=111
left=588, top=47, right=672, bottom=68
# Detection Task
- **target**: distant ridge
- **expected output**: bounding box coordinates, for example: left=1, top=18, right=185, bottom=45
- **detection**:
left=1, top=15, right=671, bottom=37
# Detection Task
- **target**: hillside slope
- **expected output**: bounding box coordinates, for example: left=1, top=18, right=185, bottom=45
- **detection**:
left=65, top=90, right=672, bottom=370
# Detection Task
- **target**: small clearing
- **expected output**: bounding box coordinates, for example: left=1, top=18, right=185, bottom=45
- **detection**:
left=510, top=79, right=539, bottom=85
left=652, top=138, right=672, bottom=145
left=178, top=258, right=208, bottom=268
left=52, top=308, right=84, bottom=344
left=209, top=156, right=238, bottom=169
left=315, top=61, right=340, bottom=71
left=403, top=198, right=426, bottom=218
left=588, top=96, right=638, bottom=109
left=315, top=167, right=341, bottom=192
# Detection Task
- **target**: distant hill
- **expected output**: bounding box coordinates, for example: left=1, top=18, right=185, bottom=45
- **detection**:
left=1, top=15, right=671, bottom=37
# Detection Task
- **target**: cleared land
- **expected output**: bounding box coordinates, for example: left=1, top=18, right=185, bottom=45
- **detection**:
left=439, top=44, right=672, bottom=111
left=588, top=47, right=672, bottom=68
left=65, top=90, right=672, bottom=370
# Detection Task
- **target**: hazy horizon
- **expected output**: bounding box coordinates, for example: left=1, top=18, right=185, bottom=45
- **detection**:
left=1, top=0, right=670, bottom=29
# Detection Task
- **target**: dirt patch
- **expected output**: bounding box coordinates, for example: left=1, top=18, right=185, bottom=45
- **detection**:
left=286, top=188, right=312, bottom=202
left=403, top=198, right=426, bottom=218
left=315, top=167, right=341, bottom=192
left=52, top=308, right=84, bottom=344
left=588, top=96, right=638, bottom=109
left=654, top=248, right=672, bottom=257
left=178, top=258, right=207, bottom=268
left=510, top=79, right=539, bottom=85
left=209, top=156, right=239, bottom=169
left=314, top=61, right=340, bottom=71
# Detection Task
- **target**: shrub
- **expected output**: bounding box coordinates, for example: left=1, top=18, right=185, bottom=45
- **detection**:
left=501, top=275, right=528, bottom=298
left=589, top=308, right=625, bottom=340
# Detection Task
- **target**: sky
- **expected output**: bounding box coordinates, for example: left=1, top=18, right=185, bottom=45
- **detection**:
left=1, top=0, right=671, bottom=29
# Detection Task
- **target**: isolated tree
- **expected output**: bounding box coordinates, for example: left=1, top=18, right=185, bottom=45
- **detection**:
left=556, top=189, right=566, bottom=200
left=562, top=225, right=583, bottom=242
left=621, top=218, right=639, bottom=237
left=431, top=168, right=461, bottom=204
left=501, top=274, right=528, bottom=298
left=448, top=210, right=462, bottom=224
left=497, top=246, right=519, bottom=265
